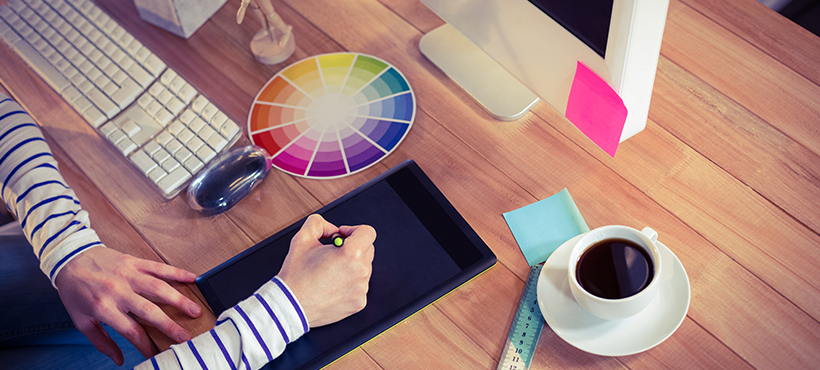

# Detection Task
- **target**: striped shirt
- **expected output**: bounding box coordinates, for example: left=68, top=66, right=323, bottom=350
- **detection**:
left=0, top=94, right=308, bottom=369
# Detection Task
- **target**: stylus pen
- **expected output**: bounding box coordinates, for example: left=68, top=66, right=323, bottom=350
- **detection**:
left=330, top=233, right=345, bottom=247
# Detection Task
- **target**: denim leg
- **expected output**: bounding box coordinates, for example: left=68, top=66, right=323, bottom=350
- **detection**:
left=0, top=235, right=74, bottom=342
left=0, top=235, right=145, bottom=368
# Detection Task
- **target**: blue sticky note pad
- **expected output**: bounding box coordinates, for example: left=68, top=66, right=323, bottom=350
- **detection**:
left=503, top=188, right=590, bottom=266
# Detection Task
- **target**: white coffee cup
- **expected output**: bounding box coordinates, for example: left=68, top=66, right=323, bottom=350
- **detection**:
left=567, top=225, right=662, bottom=320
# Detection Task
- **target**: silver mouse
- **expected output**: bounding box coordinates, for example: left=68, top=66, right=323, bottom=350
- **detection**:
left=187, top=145, right=271, bottom=215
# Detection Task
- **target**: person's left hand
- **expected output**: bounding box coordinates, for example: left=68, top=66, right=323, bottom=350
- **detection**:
left=54, top=247, right=202, bottom=365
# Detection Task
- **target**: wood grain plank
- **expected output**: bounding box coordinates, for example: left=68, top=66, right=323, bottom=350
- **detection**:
left=432, top=265, right=524, bottom=362
left=378, top=0, right=444, bottom=34
left=361, top=305, right=497, bottom=369
left=325, top=348, right=383, bottom=370
left=680, top=0, right=820, bottom=86
left=650, top=56, right=820, bottom=234
left=662, top=0, right=820, bottom=157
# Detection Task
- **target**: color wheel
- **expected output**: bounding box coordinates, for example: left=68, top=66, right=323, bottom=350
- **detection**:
left=249, top=52, right=416, bottom=178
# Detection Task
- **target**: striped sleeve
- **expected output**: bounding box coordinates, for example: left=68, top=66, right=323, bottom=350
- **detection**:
left=0, top=94, right=104, bottom=286
left=135, top=276, right=310, bottom=370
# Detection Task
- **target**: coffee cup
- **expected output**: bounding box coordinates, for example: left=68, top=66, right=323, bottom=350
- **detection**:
left=567, top=225, right=662, bottom=320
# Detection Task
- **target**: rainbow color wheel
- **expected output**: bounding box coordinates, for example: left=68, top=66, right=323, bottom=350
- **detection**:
left=248, top=52, right=416, bottom=178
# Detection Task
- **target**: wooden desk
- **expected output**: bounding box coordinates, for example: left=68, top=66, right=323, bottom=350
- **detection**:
left=2, top=0, right=819, bottom=368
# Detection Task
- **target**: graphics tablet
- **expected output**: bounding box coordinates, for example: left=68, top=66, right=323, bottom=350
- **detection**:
left=196, top=160, right=497, bottom=369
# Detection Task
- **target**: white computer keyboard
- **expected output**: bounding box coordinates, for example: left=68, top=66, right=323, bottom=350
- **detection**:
left=0, top=0, right=241, bottom=198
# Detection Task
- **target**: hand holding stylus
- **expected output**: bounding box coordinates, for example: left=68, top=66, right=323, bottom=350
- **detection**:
left=278, top=214, right=376, bottom=327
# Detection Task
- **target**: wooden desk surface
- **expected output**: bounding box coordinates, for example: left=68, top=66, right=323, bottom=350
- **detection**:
left=2, top=0, right=819, bottom=368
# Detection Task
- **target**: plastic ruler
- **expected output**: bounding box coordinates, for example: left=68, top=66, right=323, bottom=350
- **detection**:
left=497, top=264, right=545, bottom=370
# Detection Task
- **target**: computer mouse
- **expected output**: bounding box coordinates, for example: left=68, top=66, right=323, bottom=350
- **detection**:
left=187, top=145, right=271, bottom=215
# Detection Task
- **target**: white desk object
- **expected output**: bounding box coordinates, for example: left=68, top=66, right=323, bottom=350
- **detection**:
left=134, top=0, right=227, bottom=39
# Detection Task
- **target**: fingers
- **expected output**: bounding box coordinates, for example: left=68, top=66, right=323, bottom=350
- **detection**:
left=338, top=224, right=376, bottom=261
left=76, top=320, right=125, bottom=366
left=295, top=214, right=339, bottom=245
left=127, top=293, right=192, bottom=344
left=101, top=305, right=161, bottom=359
left=136, top=259, right=198, bottom=283
left=134, top=262, right=202, bottom=318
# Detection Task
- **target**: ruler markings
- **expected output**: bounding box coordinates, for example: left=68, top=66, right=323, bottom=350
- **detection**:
left=497, top=264, right=545, bottom=370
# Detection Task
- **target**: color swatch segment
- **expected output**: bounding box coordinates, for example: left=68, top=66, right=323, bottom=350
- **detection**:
left=249, top=53, right=415, bottom=178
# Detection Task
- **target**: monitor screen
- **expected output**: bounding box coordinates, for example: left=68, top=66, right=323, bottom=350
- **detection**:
left=528, top=0, right=613, bottom=57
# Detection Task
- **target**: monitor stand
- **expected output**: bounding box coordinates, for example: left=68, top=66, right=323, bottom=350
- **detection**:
left=419, top=24, right=540, bottom=121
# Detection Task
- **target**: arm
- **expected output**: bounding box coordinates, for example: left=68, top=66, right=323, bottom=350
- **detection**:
left=137, top=214, right=376, bottom=369
left=0, top=94, right=200, bottom=364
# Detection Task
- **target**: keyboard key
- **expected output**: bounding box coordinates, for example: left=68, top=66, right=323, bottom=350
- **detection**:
left=120, top=119, right=140, bottom=137
left=127, top=63, right=152, bottom=87
left=130, top=149, right=157, bottom=175
left=11, top=39, right=70, bottom=93
left=186, top=136, right=204, bottom=153
left=143, top=140, right=161, bottom=156
left=173, top=147, right=192, bottom=163
left=220, top=120, right=240, bottom=140
left=196, top=145, right=216, bottom=163
left=61, top=85, right=81, bottom=104
left=164, top=138, right=183, bottom=156
left=109, top=78, right=141, bottom=109
left=155, top=131, right=174, bottom=146
left=86, top=87, right=119, bottom=118
left=176, top=127, right=194, bottom=144
left=107, top=128, right=126, bottom=144
left=191, top=95, right=208, bottom=114
left=206, top=134, right=228, bottom=153
left=154, top=108, right=173, bottom=126
left=159, top=68, right=177, bottom=86
left=151, top=147, right=171, bottom=163
left=165, top=96, right=184, bottom=115
left=178, top=83, right=196, bottom=103
left=183, top=155, right=203, bottom=173
left=115, top=137, right=137, bottom=156
left=143, top=54, right=165, bottom=77
left=160, top=156, right=180, bottom=172
left=134, top=46, right=150, bottom=64
left=198, top=125, right=216, bottom=143
left=167, top=119, right=185, bottom=136
left=81, top=104, right=105, bottom=127
left=200, top=103, right=218, bottom=122
left=147, top=166, right=166, bottom=183
left=179, top=109, right=196, bottom=124
left=98, top=121, right=117, bottom=137
left=187, top=116, right=206, bottom=134
left=210, top=111, right=228, bottom=129
left=157, top=165, right=191, bottom=194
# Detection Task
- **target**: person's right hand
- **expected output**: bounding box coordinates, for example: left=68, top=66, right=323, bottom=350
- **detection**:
left=277, top=214, right=376, bottom=327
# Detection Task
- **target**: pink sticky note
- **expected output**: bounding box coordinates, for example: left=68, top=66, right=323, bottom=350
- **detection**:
left=565, top=62, right=628, bottom=157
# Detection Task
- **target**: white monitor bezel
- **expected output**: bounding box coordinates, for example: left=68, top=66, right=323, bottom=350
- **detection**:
left=419, top=0, right=669, bottom=142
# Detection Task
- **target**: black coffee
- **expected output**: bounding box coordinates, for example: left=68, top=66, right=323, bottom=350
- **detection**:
left=576, top=238, right=654, bottom=299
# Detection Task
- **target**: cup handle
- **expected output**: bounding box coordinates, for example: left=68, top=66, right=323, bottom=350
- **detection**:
left=641, top=227, right=658, bottom=243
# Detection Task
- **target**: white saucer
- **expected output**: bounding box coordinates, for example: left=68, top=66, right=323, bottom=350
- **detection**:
left=536, top=234, right=690, bottom=356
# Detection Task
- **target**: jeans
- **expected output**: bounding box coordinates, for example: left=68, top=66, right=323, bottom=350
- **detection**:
left=0, top=235, right=145, bottom=369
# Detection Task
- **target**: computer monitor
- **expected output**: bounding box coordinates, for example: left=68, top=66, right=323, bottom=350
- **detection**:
left=419, top=0, right=669, bottom=143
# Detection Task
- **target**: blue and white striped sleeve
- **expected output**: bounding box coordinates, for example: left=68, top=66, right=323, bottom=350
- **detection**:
left=0, top=94, right=104, bottom=286
left=136, top=276, right=310, bottom=370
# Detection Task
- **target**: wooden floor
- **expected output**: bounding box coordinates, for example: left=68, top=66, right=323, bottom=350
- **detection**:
left=1, top=0, right=819, bottom=368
